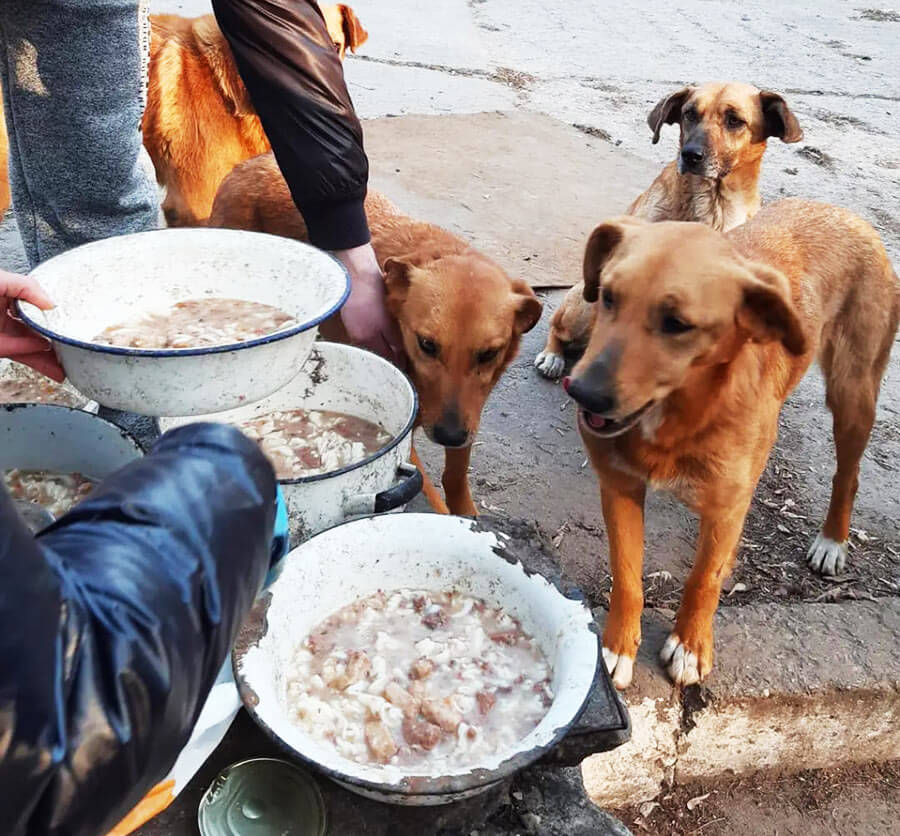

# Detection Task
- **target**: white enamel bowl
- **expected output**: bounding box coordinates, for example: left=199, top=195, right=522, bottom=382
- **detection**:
left=160, top=342, right=421, bottom=545
left=233, top=514, right=599, bottom=805
left=17, top=229, right=349, bottom=416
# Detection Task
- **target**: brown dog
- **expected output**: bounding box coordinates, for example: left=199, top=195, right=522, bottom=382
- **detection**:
left=534, top=82, right=803, bottom=380
left=144, top=6, right=367, bottom=228
left=565, top=199, right=899, bottom=689
left=209, top=152, right=543, bottom=515
left=0, top=6, right=366, bottom=224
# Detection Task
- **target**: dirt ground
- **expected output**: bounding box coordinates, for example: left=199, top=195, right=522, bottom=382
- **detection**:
left=618, top=760, right=900, bottom=836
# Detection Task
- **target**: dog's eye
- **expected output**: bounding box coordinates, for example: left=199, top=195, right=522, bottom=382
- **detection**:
left=601, top=286, right=615, bottom=311
left=417, top=335, right=439, bottom=357
left=660, top=314, right=695, bottom=335
left=725, top=112, right=744, bottom=130
left=476, top=347, right=500, bottom=365
left=683, top=107, right=698, bottom=124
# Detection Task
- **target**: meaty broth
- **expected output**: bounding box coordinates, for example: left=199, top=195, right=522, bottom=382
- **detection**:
left=239, top=409, right=392, bottom=478
left=93, top=298, right=296, bottom=349
left=0, top=377, right=85, bottom=407
left=4, top=469, right=93, bottom=518
left=284, top=589, right=553, bottom=771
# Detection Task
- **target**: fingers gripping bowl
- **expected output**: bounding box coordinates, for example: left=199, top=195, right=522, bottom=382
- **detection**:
left=16, top=228, right=350, bottom=416
left=233, top=514, right=599, bottom=805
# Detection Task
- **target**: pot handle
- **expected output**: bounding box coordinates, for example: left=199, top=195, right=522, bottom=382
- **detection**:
left=374, top=461, right=423, bottom=513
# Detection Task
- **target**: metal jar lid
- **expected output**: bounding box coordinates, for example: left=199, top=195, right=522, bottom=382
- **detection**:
left=198, top=758, right=326, bottom=836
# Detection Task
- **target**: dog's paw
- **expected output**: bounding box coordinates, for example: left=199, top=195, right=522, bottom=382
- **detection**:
left=806, top=532, right=848, bottom=576
left=534, top=350, right=565, bottom=379
left=659, top=633, right=705, bottom=686
left=602, top=646, right=635, bottom=690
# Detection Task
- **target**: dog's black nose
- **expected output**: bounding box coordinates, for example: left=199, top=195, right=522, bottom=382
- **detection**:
left=681, top=145, right=704, bottom=167
left=432, top=423, right=469, bottom=448
left=566, top=377, right=616, bottom=415
left=432, top=406, right=469, bottom=448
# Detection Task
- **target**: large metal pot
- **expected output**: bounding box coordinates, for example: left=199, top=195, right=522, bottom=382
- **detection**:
left=233, top=514, right=599, bottom=806
left=161, top=342, right=421, bottom=544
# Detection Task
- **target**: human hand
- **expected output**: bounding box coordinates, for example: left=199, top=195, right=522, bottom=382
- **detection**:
left=0, top=269, right=65, bottom=381
left=332, top=243, right=404, bottom=365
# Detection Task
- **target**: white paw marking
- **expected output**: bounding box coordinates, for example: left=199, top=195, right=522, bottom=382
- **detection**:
left=660, top=633, right=701, bottom=686
left=602, top=646, right=635, bottom=690
left=806, top=532, right=848, bottom=576
left=534, top=350, right=566, bottom=379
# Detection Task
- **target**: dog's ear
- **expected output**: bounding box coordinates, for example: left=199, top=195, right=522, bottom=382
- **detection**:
left=382, top=257, right=413, bottom=312
left=736, top=262, right=807, bottom=355
left=759, top=91, right=803, bottom=143
left=582, top=218, right=642, bottom=303
left=340, top=5, right=369, bottom=53
left=509, top=279, right=543, bottom=334
left=647, top=87, right=695, bottom=144
left=194, top=17, right=254, bottom=117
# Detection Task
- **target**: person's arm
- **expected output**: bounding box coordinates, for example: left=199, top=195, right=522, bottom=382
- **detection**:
left=210, top=0, right=403, bottom=362
left=0, top=424, right=277, bottom=836
left=0, top=269, right=64, bottom=380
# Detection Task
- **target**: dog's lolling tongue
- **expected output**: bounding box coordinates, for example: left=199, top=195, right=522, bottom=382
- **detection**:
left=585, top=412, right=610, bottom=430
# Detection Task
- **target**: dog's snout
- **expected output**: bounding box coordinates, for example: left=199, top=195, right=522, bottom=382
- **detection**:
left=432, top=406, right=470, bottom=448
left=681, top=145, right=704, bottom=167
left=566, top=346, right=621, bottom=415
left=566, top=377, right=616, bottom=415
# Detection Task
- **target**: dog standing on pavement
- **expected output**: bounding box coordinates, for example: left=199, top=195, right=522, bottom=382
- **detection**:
left=208, top=152, right=543, bottom=516
left=565, top=199, right=899, bottom=689
left=534, top=82, right=803, bottom=379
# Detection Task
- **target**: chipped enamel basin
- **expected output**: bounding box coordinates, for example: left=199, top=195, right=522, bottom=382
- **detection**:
left=233, top=514, right=599, bottom=805
left=160, top=342, right=421, bottom=546
left=17, top=228, right=349, bottom=416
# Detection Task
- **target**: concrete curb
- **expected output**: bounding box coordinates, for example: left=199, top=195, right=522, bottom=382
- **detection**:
left=580, top=598, right=900, bottom=807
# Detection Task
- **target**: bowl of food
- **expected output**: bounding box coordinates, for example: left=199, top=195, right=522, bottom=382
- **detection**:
left=1, top=402, right=144, bottom=523
left=160, top=342, right=421, bottom=545
left=233, top=514, right=599, bottom=805
left=16, top=228, right=350, bottom=416
left=0, top=359, right=96, bottom=410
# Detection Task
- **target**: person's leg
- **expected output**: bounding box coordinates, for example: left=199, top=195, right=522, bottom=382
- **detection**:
left=0, top=0, right=158, bottom=268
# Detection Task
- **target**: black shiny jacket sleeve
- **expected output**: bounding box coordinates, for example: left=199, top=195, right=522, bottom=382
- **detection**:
left=0, top=424, right=276, bottom=836
left=211, top=0, right=370, bottom=251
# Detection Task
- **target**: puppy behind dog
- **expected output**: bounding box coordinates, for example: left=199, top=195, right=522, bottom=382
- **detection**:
left=209, top=152, right=543, bottom=516
left=565, top=199, right=899, bottom=689
left=143, top=6, right=367, bottom=228
left=534, top=82, right=803, bottom=379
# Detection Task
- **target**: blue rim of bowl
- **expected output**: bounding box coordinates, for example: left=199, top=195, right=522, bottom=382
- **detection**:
left=232, top=514, right=602, bottom=798
left=14, top=233, right=351, bottom=358
left=0, top=401, right=145, bottom=460
left=277, top=345, right=419, bottom=485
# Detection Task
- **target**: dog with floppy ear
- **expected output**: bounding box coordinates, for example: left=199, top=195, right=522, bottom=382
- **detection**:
left=208, top=153, right=543, bottom=516
left=564, top=199, right=899, bottom=690
left=535, top=81, right=803, bottom=380
left=320, top=3, right=369, bottom=58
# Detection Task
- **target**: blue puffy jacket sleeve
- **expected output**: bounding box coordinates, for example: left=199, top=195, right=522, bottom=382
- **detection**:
left=0, top=423, right=277, bottom=836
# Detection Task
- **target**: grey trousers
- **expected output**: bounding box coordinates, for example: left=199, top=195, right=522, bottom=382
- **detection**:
left=0, top=0, right=158, bottom=268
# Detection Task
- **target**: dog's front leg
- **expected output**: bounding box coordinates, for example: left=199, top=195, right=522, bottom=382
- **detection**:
left=442, top=445, right=477, bottom=517
left=662, top=500, right=750, bottom=686
left=600, top=479, right=646, bottom=690
left=410, top=445, right=450, bottom=514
